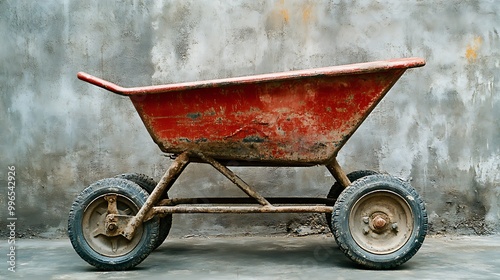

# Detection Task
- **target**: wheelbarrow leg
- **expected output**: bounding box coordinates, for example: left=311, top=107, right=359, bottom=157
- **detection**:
left=326, top=157, right=351, bottom=189
left=122, top=152, right=190, bottom=240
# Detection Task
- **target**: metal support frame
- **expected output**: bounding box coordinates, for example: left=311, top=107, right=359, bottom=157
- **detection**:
left=116, top=153, right=349, bottom=240
left=153, top=205, right=333, bottom=214
left=326, top=157, right=351, bottom=189
left=196, top=152, right=272, bottom=206
left=122, top=152, right=190, bottom=240
left=159, top=197, right=333, bottom=206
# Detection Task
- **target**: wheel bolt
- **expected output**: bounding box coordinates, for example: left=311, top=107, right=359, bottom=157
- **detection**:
left=363, top=227, right=370, bottom=235
left=362, top=216, right=369, bottom=224
left=392, top=223, right=399, bottom=232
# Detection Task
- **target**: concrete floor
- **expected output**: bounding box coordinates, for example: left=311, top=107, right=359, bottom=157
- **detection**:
left=3, top=235, right=500, bottom=279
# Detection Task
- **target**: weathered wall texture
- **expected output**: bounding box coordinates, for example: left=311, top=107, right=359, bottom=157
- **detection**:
left=1, top=0, right=499, bottom=237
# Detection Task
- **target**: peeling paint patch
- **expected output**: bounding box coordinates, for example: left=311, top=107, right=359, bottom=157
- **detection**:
left=195, top=138, right=208, bottom=143
left=243, top=135, right=266, bottom=143
left=187, top=112, right=202, bottom=119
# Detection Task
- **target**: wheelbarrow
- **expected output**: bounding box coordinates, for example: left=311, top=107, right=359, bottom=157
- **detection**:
left=68, top=57, right=427, bottom=270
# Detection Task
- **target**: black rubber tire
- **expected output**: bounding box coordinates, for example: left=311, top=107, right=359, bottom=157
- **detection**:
left=325, top=170, right=378, bottom=232
left=68, top=178, right=160, bottom=270
left=115, top=173, right=172, bottom=250
left=332, top=174, right=427, bottom=269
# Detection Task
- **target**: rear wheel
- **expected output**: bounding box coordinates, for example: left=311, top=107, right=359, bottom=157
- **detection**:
left=68, top=178, right=159, bottom=270
left=332, top=174, right=427, bottom=269
left=325, top=170, right=378, bottom=232
left=115, top=173, right=173, bottom=250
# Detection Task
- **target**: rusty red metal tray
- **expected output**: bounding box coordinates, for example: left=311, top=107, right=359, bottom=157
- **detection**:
left=77, top=57, right=424, bottom=165
left=69, top=58, right=428, bottom=271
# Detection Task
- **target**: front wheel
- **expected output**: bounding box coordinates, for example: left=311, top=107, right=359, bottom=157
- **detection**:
left=68, top=178, right=159, bottom=270
left=331, top=174, right=427, bottom=269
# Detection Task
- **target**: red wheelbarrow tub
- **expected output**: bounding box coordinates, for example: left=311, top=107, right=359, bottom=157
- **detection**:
left=78, top=57, right=425, bottom=166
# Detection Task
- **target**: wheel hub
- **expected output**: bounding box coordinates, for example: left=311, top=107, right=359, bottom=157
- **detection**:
left=349, top=190, right=414, bottom=254
left=372, top=214, right=388, bottom=230
left=82, top=194, right=144, bottom=257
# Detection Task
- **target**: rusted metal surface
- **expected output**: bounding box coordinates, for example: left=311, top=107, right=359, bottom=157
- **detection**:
left=159, top=197, right=334, bottom=206
left=78, top=58, right=425, bottom=165
left=326, top=157, right=352, bottom=189
left=152, top=205, right=333, bottom=214
left=82, top=192, right=144, bottom=256
left=104, top=214, right=133, bottom=238
left=372, top=215, right=387, bottom=230
left=104, top=194, right=118, bottom=214
left=91, top=195, right=128, bottom=238
left=196, top=152, right=271, bottom=206
left=123, top=152, right=189, bottom=240
left=103, top=194, right=120, bottom=237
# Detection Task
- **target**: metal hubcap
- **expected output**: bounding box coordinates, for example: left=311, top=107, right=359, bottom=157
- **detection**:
left=82, top=194, right=143, bottom=257
left=349, top=190, right=413, bottom=254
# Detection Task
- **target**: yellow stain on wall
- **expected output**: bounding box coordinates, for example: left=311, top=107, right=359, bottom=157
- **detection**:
left=465, top=36, right=483, bottom=62
left=270, top=0, right=289, bottom=24
left=302, top=3, right=313, bottom=23
left=281, top=8, right=290, bottom=23
left=270, top=0, right=314, bottom=26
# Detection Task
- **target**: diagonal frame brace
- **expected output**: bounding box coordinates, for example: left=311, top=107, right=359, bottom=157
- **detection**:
left=196, top=152, right=272, bottom=207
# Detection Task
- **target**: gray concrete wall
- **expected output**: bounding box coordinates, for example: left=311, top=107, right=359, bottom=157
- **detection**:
left=1, top=0, right=498, bottom=237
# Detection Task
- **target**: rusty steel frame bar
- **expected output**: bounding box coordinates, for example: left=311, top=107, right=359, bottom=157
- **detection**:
left=196, top=152, right=272, bottom=207
left=152, top=205, right=333, bottom=214
left=326, top=157, right=351, bottom=189
left=159, top=197, right=334, bottom=206
left=122, top=152, right=190, bottom=240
